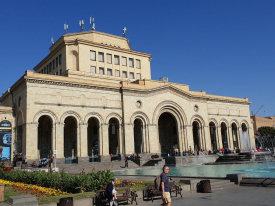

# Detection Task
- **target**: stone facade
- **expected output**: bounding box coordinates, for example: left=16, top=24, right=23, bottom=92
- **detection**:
left=251, top=116, right=275, bottom=134
left=0, top=31, right=255, bottom=163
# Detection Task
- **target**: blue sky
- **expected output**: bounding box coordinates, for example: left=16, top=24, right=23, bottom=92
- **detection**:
left=0, top=0, right=274, bottom=117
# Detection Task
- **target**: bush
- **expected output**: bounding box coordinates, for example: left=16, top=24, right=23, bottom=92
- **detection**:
left=0, top=168, right=113, bottom=193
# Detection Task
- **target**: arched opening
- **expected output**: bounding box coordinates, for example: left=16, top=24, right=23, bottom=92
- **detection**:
left=192, top=121, right=201, bottom=152
left=108, top=118, right=119, bottom=155
left=134, top=119, right=143, bottom=155
left=240, top=123, right=250, bottom=150
left=221, top=122, right=228, bottom=148
left=158, top=112, right=178, bottom=157
left=88, top=117, right=100, bottom=161
left=209, top=122, right=217, bottom=151
left=38, top=116, right=52, bottom=159
left=64, top=116, right=77, bottom=160
left=232, top=123, right=239, bottom=149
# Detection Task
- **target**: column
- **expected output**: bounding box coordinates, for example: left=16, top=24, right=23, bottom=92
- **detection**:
left=52, top=125, right=56, bottom=155
left=185, top=125, right=193, bottom=151
left=124, top=123, right=135, bottom=155
left=79, top=123, right=88, bottom=157
left=145, top=125, right=150, bottom=153
left=228, top=126, right=233, bottom=149
left=203, top=126, right=211, bottom=151
left=141, top=125, right=146, bottom=153
left=148, top=124, right=159, bottom=153
left=101, top=123, right=109, bottom=156
left=55, top=123, right=64, bottom=159
left=217, top=126, right=222, bottom=149
left=119, top=124, right=124, bottom=155
left=25, top=123, right=39, bottom=160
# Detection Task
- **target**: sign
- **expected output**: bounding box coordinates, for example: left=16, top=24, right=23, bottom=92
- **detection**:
left=53, top=150, right=58, bottom=155
left=0, top=120, right=12, bottom=161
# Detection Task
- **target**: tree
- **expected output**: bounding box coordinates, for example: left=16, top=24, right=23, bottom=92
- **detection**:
left=256, top=127, right=275, bottom=149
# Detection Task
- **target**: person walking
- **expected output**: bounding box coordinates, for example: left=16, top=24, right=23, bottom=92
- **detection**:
left=110, top=153, right=113, bottom=162
left=124, top=158, right=128, bottom=168
left=161, top=165, right=171, bottom=206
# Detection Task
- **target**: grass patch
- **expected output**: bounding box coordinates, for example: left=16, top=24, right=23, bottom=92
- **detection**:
left=2, top=187, right=21, bottom=204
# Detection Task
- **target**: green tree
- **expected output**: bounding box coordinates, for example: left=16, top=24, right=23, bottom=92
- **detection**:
left=257, top=127, right=275, bottom=137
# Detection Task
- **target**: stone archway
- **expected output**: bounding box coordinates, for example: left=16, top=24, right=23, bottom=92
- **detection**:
left=87, top=117, right=100, bottom=157
left=209, top=122, right=217, bottom=151
left=38, top=115, right=52, bottom=159
left=108, top=118, right=119, bottom=155
left=134, top=119, right=143, bottom=155
left=64, top=116, right=77, bottom=158
left=192, top=121, right=201, bottom=151
left=158, top=112, right=179, bottom=157
left=221, top=122, right=228, bottom=148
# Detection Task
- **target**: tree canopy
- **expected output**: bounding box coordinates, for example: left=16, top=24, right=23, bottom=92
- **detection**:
left=257, top=126, right=275, bottom=137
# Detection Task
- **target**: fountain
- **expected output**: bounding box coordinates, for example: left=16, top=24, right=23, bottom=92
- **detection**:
left=239, top=123, right=251, bottom=151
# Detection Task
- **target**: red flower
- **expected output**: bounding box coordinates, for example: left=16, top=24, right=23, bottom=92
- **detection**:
left=83, top=168, right=85, bottom=171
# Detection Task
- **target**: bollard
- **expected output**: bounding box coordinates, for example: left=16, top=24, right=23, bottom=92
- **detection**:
left=58, top=197, right=73, bottom=206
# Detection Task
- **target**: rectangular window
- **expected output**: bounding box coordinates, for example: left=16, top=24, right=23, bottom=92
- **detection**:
left=136, top=73, right=141, bottom=80
left=98, top=52, right=104, bottom=62
left=91, top=66, right=96, bottom=74
left=43, top=67, right=46, bottom=74
left=115, top=70, right=120, bottom=77
left=130, top=72, right=134, bottom=79
left=99, top=67, right=104, bottom=74
left=114, top=55, right=119, bottom=65
left=56, top=71, right=58, bottom=75
left=60, top=69, right=62, bottom=75
left=107, top=69, right=112, bottom=76
left=90, top=51, right=96, bottom=61
left=136, top=59, right=141, bottom=68
left=49, top=63, right=51, bottom=72
left=107, top=54, right=112, bottom=64
left=129, top=58, right=134, bottom=67
left=56, top=57, right=58, bottom=68
left=53, top=60, right=55, bottom=70
left=59, top=54, right=62, bottom=65
left=122, top=57, right=127, bottom=66
left=122, top=71, right=127, bottom=78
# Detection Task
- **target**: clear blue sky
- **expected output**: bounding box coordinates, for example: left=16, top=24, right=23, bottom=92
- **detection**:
left=0, top=0, right=274, bottom=117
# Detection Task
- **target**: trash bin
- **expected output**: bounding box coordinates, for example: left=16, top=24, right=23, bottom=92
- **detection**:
left=197, top=180, right=211, bottom=193
left=58, top=197, right=73, bottom=206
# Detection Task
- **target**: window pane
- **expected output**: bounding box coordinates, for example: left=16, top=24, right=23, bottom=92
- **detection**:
left=98, top=52, right=104, bottom=62
left=99, top=67, right=104, bottom=74
left=107, top=69, right=112, bottom=76
left=129, top=58, right=134, bottom=67
left=53, top=60, right=55, bottom=70
left=91, top=66, right=96, bottom=73
left=130, top=72, right=134, bottom=79
left=60, top=69, right=62, bottom=75
left=59, top=54, right=62, bottom=64
left=49, top=63, right=51, bottom=72
left=136, top=73, right=141, bottom=80
left=56, top=57, right=58, bottom=67
left=90, top=51, right=96, bottom=61
left=122, top=57, right=127, bottom=66
left=115, top=70, right=120, bottom=77
left=114, top=55, right=119, bottom=65
left=136, top=59, right=141, bottom=68
left=107, top=54, right=112, bottom=63
left=122, top=71, right=127, bottom=78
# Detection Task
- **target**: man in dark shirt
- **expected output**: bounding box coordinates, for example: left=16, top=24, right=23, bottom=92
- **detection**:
left=161, top=165, right=171, bottom=206
left=105, top=177, right=117, bottom=206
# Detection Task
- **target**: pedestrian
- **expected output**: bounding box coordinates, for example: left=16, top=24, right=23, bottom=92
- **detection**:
left=161, top=165, right=171, bottom=206
left=110, top=153, right=113, bottom=162
left=124, top=158, right=128, bottom=168
left=118, top=153, right=121, bottom=161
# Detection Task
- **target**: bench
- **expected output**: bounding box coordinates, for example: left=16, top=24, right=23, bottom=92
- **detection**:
left=93, top=187, right=138, bottom=206
left=170, top=182, right=182, bottom=198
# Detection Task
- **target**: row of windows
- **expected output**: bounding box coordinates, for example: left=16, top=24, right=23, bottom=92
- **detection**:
left=39, top=54, right=62, bottom=74
left=91, top=66, right=141, bottom=79
left=90, top=51, right=141, bottom=68
left=39, top=69, right=63, bottom=76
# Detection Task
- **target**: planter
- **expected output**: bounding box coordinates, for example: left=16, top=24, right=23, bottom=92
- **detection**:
left=4, top=167, right=12, bottom=172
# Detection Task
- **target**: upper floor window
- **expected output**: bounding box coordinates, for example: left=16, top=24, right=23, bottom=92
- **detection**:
left=122, top=71, right=127, bottom=78
left=122, top=57, right=127, bottom=66
left=53, top=60, right=55, bottom=70
left=130, top=72, right=134, bottom=79
left=107, top=69, right=112, bottom=76
left=129, top=58, right=134, bottom=67
left=49, top=63, right=51, bottom=72
left=98, top=52, right=104, bottom=62
left=56, top=57, right=58, bottom=68
left=59, top=54, right=62, bottom=65
left=115, top=70, right=120, bottom=77
left=136, top=73, right=141, bottom=80
left=60, top=69, right=62, bottom=75
left=99, top=67, right=104, bottom=74
left=136, top=59, right=141, bottom=68
left=91, top=66, right=96, bottom=74
left=114, top=55, right=119, bottom=65
left=90, top=51, right=96, bottom=61
left=107, top=54, right=112, bottom=64
left=43, top=67, right=46, bottom=74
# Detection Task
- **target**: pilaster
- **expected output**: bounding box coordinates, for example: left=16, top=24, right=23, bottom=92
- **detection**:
left=80, top=123, right=88, bottom=157
left=101, top=123, right=109, bottom=156
left=124, top=123, right=134, bottom=155
left=55, top=123, right=64, bottom=159
left=148, top=124, right=160, bottom=153
left=25, top=123, right=38, bottom=159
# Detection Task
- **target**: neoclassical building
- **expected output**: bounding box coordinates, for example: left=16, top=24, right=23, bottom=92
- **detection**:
left=0, top=30, right=255, bottom=163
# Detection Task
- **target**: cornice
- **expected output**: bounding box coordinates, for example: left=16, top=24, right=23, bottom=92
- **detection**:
left=122, top=85, right=250, bottom=105
left=34, top=102, right=121, bottom=110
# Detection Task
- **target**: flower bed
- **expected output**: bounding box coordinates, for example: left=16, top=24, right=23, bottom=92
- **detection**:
left=115, top=179, right=143, bottom=187
left=0, top=179, right=69, bottom=196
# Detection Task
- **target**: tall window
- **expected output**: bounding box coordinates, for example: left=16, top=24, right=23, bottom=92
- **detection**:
left=43, top=67, right=46, bottom=74
left=59, top=54, right=62, bottom=65
left=122, top=71, right=127, bottom=78
left=107, top=54, right=112, bottom=64
left=56, top=71, right=58, bottom=75
left=49, top=63, right=51, bottom=72
left=122, top=57, right=127, bottom=66
left=136, top=59, right=141, bottom=68
left=114, top=55, right=119, bottom=65
left=60, top=69, right=62, bottom=75
left=98, top=52, right=104, bottom=62
left=90, top=51, right=96, bottom=61
left=130, top=72, right=134, bottom=79
left=56, top=57, right=58, bottom=68
left=99, top=67, right=104, bottom=74
left=115, top=70, right=120, bottom=77
left=136, top=73, right=141, bottom=80
left=91, top=66, right=96, bottom=73
left=129, top=58, right=134, bottom=67
left=107, top=69, right=112, bottom=76
left=53, top=60, right=55, bottom=70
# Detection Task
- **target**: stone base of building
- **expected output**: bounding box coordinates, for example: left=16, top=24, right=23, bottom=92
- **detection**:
left=164, top=155, right=219, bottom=166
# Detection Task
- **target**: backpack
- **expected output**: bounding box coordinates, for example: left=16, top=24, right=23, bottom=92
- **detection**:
left=154, top=174, right=162, bottom=190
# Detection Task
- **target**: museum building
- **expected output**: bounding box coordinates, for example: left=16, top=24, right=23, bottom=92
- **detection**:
left=0, top=30, right=255, bottom=163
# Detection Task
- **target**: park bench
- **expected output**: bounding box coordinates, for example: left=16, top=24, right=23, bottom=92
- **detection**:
left=93, top=187, right=138, bottom=206
left=169, top=182, right=182, bottom=198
